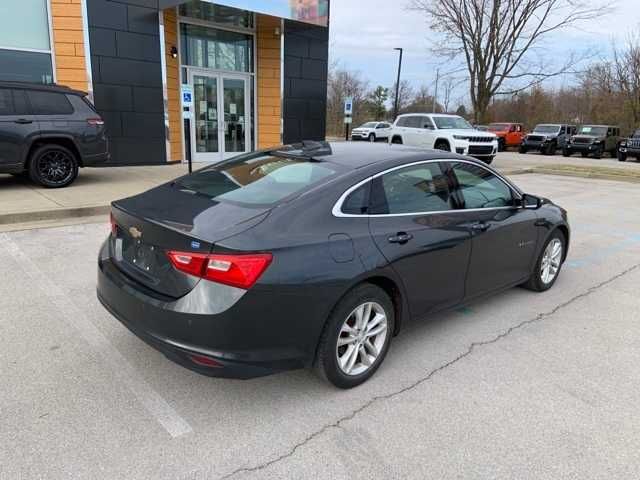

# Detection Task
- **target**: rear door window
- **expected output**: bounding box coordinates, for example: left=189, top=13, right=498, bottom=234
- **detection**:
left=0, top=89, right=29, bottom=116
left=370, top=162, right=454, bottom=215
left=28, top=91, right=74, bottom=115
left=176, top=152, right=340, bottom=207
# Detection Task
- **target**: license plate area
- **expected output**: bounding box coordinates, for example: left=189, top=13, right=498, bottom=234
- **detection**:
left=121, top=234, right=159, bottom=274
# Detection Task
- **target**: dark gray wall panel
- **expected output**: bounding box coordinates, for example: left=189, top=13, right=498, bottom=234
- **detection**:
left=282, top=20, right=329, bottom=144
left=87, top=0, right=166, bottom=165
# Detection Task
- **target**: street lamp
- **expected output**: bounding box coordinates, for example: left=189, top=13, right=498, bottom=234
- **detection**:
left=393, top=48, right=403, bottom=121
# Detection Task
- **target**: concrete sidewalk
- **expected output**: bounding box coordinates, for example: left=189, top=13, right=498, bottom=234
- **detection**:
left=0, top=164, right=188, bottom=231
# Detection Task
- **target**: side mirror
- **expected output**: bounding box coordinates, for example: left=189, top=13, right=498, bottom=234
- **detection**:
left=522, top=193, right=542, bottom=210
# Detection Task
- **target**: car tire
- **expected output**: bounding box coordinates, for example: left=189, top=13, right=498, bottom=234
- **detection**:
left=434, top=140, right=450, bottom=152
left=368, top=133, right=376, bottom=143
left=519, top=146, right=528, bottom=154
left=562, top=149, right=570, bottom=157
left=522, top=230, right=566, bottom=293
left=498, top=139, right=505, bottom=152
left=315, top=284, right=394, bottom=389
left=618, top=151, right=627, bottom=162
left=594, top=147, right=603, bottom=159
left=581, top=152, right=588, bottom=158
left=28, top=144, right=79, bottom=188
left=482, top=156, right=494, bottom=164
left=543, top=142, right=555, bottom=155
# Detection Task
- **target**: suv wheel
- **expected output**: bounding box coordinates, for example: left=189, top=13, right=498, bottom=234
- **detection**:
left=543, top=142, right=556, bottom=155
left=618, top=151, right=627, bottom=162
left=315, top=284, right=394, bottom=389
left=562, top=148, right=570, bottom=157
left=519, top=145, right=528, bottom=154
left=434, top=140, right=450, bottom=151
left=29, top=144, right=79, bottom=188
left=368, top=133, right=376, bottom=143
left=593, top=146, right=603, bottom=159
left=498, top=138, right=505, bottom=152
left=482, top=156, right=494, bottom=165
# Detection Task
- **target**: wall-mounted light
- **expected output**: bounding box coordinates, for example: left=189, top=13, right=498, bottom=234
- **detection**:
left=170, top=46, right=178, bottom=59
left=274, top=27, right=281, bottom=37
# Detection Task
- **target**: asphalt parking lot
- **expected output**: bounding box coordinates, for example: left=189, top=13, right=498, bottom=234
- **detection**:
left=2, top=172, right=640, bottom=479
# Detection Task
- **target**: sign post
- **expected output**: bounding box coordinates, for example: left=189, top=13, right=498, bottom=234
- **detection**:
left=344, top=97, right=353, bottom=141
left=181, top=85, right=194, bottom=173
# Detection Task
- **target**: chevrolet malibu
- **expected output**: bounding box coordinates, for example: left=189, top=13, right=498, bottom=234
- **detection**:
left=97, top=142, right=570, bottom=389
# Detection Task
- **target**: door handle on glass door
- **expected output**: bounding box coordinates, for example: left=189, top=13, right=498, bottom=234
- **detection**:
left=388, top=232, right=413, bottom=244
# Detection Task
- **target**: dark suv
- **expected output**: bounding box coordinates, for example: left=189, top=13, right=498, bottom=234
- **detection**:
left=519, top=124, right=576, bottom=155
left=0, top=82, right=109, bottom=188
left=563, top=125, right=620, bottom=159
left=617, top=129, right=640, bottom=162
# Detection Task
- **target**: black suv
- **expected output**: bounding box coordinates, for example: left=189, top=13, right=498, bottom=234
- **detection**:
left=519, top=124, right=576, bottom=155
left=617, top=128, right=640, bottom=162
left=0, top=82, right=109, bottom=188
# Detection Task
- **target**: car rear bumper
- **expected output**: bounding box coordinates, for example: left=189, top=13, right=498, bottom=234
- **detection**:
left=96, top=239, right=310, bottom=379
left=83, top=151, right=110, bottom=166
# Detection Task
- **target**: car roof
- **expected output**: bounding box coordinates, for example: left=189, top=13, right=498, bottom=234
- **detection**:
left=0, top=81, right=86, bottom=96
left=580, top=124, right=618, bottom=127
left=287, top=141, right=486, bottom=170
left=397, top=113, right=458, bottom=117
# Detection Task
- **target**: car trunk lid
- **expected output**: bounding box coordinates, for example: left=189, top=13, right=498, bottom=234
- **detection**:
left=111, top=183, right=270, bottom=299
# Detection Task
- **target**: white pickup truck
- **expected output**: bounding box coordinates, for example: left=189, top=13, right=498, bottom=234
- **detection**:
left=389, top=113, right=498, bottom=164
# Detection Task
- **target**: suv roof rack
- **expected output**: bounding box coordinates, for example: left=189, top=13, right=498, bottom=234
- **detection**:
left=273, top=140, right=333, bottom=161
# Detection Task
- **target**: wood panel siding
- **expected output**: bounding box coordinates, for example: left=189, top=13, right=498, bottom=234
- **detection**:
left=257, top=15, right=282, bottom=149
left=164, top=8, right=183, bottom=162
left=51, top=0, right=88, bottom=92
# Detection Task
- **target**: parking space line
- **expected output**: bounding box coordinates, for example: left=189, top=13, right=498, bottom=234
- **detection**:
left=0, top=233, right=193, bottom=438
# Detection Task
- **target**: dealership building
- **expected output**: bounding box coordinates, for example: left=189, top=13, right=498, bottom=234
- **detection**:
left=0, top=0, right=329, bottom=165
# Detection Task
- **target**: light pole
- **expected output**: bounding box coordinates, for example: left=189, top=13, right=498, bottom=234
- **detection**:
left=393, top=48, right=403, bottom=121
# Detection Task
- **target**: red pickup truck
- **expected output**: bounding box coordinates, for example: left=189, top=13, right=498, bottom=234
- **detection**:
left=488, top=123, right=525, bottom=151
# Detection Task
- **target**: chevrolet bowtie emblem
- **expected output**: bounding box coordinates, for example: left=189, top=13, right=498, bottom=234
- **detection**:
left=129, top=226, right=143, bottom=239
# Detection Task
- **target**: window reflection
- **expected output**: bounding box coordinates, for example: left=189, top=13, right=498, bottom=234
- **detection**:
left=180, top=24, right=253, bottom=73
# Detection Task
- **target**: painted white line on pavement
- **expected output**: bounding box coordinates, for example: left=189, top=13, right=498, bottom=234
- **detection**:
left=1, top=233, right=193, bottom=438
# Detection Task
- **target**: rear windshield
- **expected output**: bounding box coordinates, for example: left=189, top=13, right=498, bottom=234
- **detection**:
left=176, top=152, right=339, bottom=207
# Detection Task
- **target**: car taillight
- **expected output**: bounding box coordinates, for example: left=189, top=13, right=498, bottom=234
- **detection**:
left=110, top=212, right=118, bottom=236
left=87, top=118, right=105, bottom=126
left=167, top=251, right=272, bottom=289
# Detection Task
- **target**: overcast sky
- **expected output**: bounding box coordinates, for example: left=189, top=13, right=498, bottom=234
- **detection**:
left=328, top=0, right=639, bottom=107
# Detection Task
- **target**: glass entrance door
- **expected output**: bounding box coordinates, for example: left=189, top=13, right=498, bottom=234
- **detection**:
left=190, top=70, right=250, bottom=162
left=192, top=74, right=219, bottom=162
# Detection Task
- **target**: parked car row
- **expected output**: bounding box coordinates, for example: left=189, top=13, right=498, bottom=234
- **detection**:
left=354, top=116, right=640, bottom=162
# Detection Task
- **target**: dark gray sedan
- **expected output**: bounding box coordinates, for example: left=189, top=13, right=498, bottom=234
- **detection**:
left=97, top=142, right=570, bottom=388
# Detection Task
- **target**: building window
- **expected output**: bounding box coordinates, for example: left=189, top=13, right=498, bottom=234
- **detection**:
left=180, top=24, right=253, bottom=73
left=0, top=0, right=54, bottom=84
left=179, top=1, right=254, bottom=29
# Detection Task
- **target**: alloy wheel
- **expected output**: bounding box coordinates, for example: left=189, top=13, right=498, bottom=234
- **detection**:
left=336, top=301, right=388, bottom=376
left=540, top=238, right=563, bottom=284
left=37, top=150, right=74, bottom=186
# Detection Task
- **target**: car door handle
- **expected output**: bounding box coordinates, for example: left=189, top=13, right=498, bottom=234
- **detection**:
left=388, top=232, right=413, bottom=244
left=470, top=222, right=490, bottom=233
left=14, top=119, right=33, bottom=124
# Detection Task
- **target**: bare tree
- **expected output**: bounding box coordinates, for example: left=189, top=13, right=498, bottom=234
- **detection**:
left=326, top=64, right=370, bottom=136
left=412, top=0, right=611, bottom=123
left=613, top=33, right=640, bottom=127
left=389, top=80, right=415, bottom=117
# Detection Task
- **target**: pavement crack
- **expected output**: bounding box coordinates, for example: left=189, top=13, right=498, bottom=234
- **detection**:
left=218, top=263, right=640, bottom=480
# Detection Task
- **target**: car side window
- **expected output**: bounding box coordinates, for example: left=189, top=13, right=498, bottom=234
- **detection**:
left=341, top=183, right=370, bottom=215
left=0, top=89, right=29, bottom=116
left=421, top=116, right=434, bottom=129
left=370, top=162, right=453, bottom=215
left=451, top=162, right=515, bottom=209
left=404, top=116, right=421, bottom=129
left=28, top=91, right=74, bottom=115
left=0, top=89, right=13, bottom=115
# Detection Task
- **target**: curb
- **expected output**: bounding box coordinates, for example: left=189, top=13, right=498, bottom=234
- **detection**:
left=0, top=205, right=110, bottom=226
